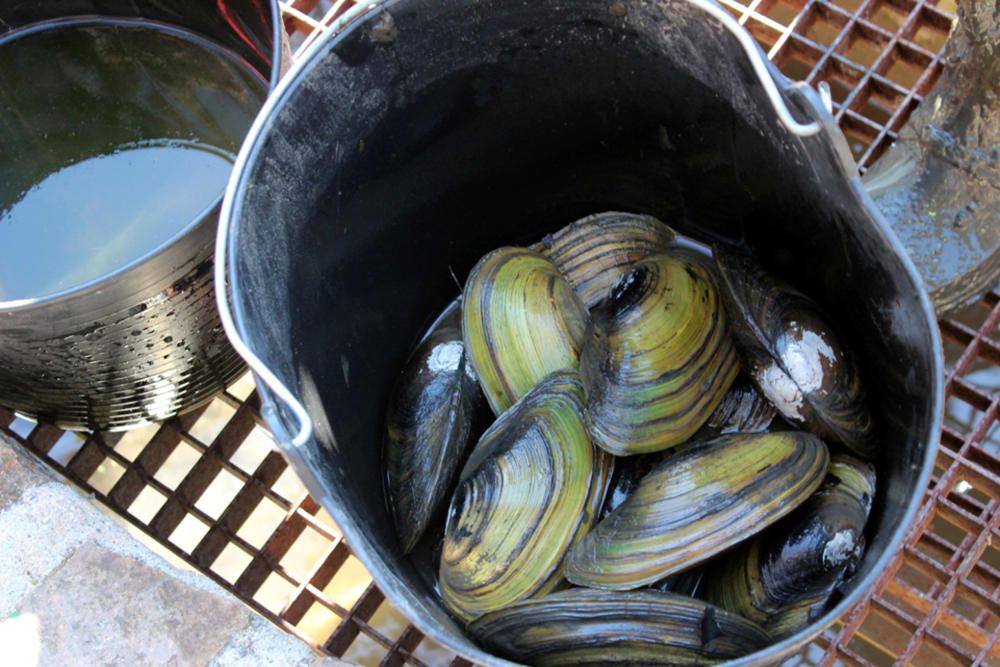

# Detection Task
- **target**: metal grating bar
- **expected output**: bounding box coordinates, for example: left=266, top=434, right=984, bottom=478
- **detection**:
left=4, top=1, right=998, bottom=665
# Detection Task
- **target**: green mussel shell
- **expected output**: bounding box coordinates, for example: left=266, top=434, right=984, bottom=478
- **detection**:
left=580, top=252, right=739, bottom=455
left=539, top=212, right=676, bottom=309
left=468, top=588, right=769, bottom=666
left=565, top=431, right=829, bottom=590
left=463, top=247, right=588, bottom=415
left=384, top=305, right=485, bottom=554
left=714, top=247, right=876, bottom=458
left=439, top=371, right=612, bottom=623
left=706, top=455, right=875, bottom=638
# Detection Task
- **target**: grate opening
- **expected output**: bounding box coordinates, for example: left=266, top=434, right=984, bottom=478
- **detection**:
left=155, top=441, right=201, bottom=489
left=88, top=457, right=127, bottom=495
left=212, top=542, right=255, bottom=584
left=846, top=633, right=895, bottom=666
left=869, top=0, right=914, bottom=30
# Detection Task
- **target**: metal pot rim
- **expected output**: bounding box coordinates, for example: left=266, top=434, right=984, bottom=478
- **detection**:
left=0, top=4, right=284, bottom=313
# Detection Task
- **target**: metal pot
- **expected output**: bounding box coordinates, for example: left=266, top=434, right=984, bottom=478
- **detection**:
left=864, top=0, right=1000, bottom=315
left=0, top=0, right=288, bottom=431
left=219, top=0, right=953, bottom=663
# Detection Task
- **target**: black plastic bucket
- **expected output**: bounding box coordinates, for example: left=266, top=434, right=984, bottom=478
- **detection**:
left=220, top=0, right=943, bottom=663
left=0, top=0, right=286, bottom=431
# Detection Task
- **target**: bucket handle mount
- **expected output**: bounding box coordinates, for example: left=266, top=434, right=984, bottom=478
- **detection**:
left=683, top=0, right=822, bottom=137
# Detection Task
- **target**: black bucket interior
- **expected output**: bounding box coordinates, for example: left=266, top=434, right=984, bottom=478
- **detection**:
left=228, top=0, right=940, bottom=662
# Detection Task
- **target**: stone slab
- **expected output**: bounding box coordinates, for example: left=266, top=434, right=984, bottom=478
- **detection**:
left=0, top=433, right=335, bottom=666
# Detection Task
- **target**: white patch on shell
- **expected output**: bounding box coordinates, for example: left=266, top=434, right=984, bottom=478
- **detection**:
left=759, top=362, right=806, bottom=420
left=428, top=340, right=464, bottom=373
left=781, top=326, right=836, bottom=395
left=822, top=529, right=857, bottom=569
left=463, top=357, right=478, bottom=382
left=758, top=325, right=837, bottom=421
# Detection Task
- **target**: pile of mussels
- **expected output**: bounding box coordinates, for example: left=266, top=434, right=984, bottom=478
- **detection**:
left=383, top=212, right=877, bottom=665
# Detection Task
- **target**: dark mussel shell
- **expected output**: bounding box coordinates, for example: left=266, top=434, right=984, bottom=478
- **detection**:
left=580, top=252, right=739, bottom=456
left=384, top=306, right=486, bottom=553
left=706, top=455, right=876, bottom=638
left=565, top=431, right=829, bottom=590
left=468, top=588, right=769, bottom=666
left=714, top=247, right=875, bottom=458
left=705, top=374, right=777, bottom=436
left=540, top=212, right=676, bottom=310
left=598, top=451, right=662, bottom=520
left=439, top=371, right=612, bottom=623
left=649, top=566, right=708, bottom=598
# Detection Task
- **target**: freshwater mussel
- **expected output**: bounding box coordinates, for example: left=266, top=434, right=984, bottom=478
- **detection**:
left=383, top=306, right=486, bottom=553
left=379, top=211, right=880, bottom=665
left=704, top=375, right=778, bottom=436
left=469, top=589, right=770, bottom=666
left=463, top=247, right=588, bottom=415
left=439, top=371, right=612, bottom=623
left=539, top=211, right=676, bottom=309
left=565, top=431, right=830, bottom=590
left=714, top=247, right=876, bottom=458
left=581, top=252, right=740, bottom=455
left=706, top=455, right=876, bottom=638
left=598, top=450, right=662, bottom=520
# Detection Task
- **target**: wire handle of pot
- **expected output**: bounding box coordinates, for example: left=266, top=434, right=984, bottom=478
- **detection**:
left=213, top=249, right=314, bottom=451
left=215, top=188, right=314, bottom=448
left=214, top=238, right=314, bottom=450
left=682, top=0, right=822, bottom=137
left=212, top=1, right=389, bottom=451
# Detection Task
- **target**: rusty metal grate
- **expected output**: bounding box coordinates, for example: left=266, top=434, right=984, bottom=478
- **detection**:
left=0, top=380, right=463, bottom=666
left=819, top=295, right=1000, bottom=667
left=720, top=0, right=955, bottom=171
left=3, top=0, right=997, bottom=665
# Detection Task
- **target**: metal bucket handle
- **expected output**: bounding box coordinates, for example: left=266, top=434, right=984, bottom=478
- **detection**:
left=214, top=0, right=824, bottom=447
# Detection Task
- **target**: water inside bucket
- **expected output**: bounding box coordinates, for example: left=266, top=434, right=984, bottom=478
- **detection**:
left=0, top=18, right=267, bottom=302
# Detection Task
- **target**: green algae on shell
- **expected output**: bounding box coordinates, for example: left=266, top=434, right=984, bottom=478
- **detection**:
left=468, top=588, right=769, bottom=666
left=439, top=371, right=612, bottom=623
left=463, top=247, right=588, bottom=415
left=565, top=431, right=830, bottom=590
left=580, top=251, right=740, bottom=456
